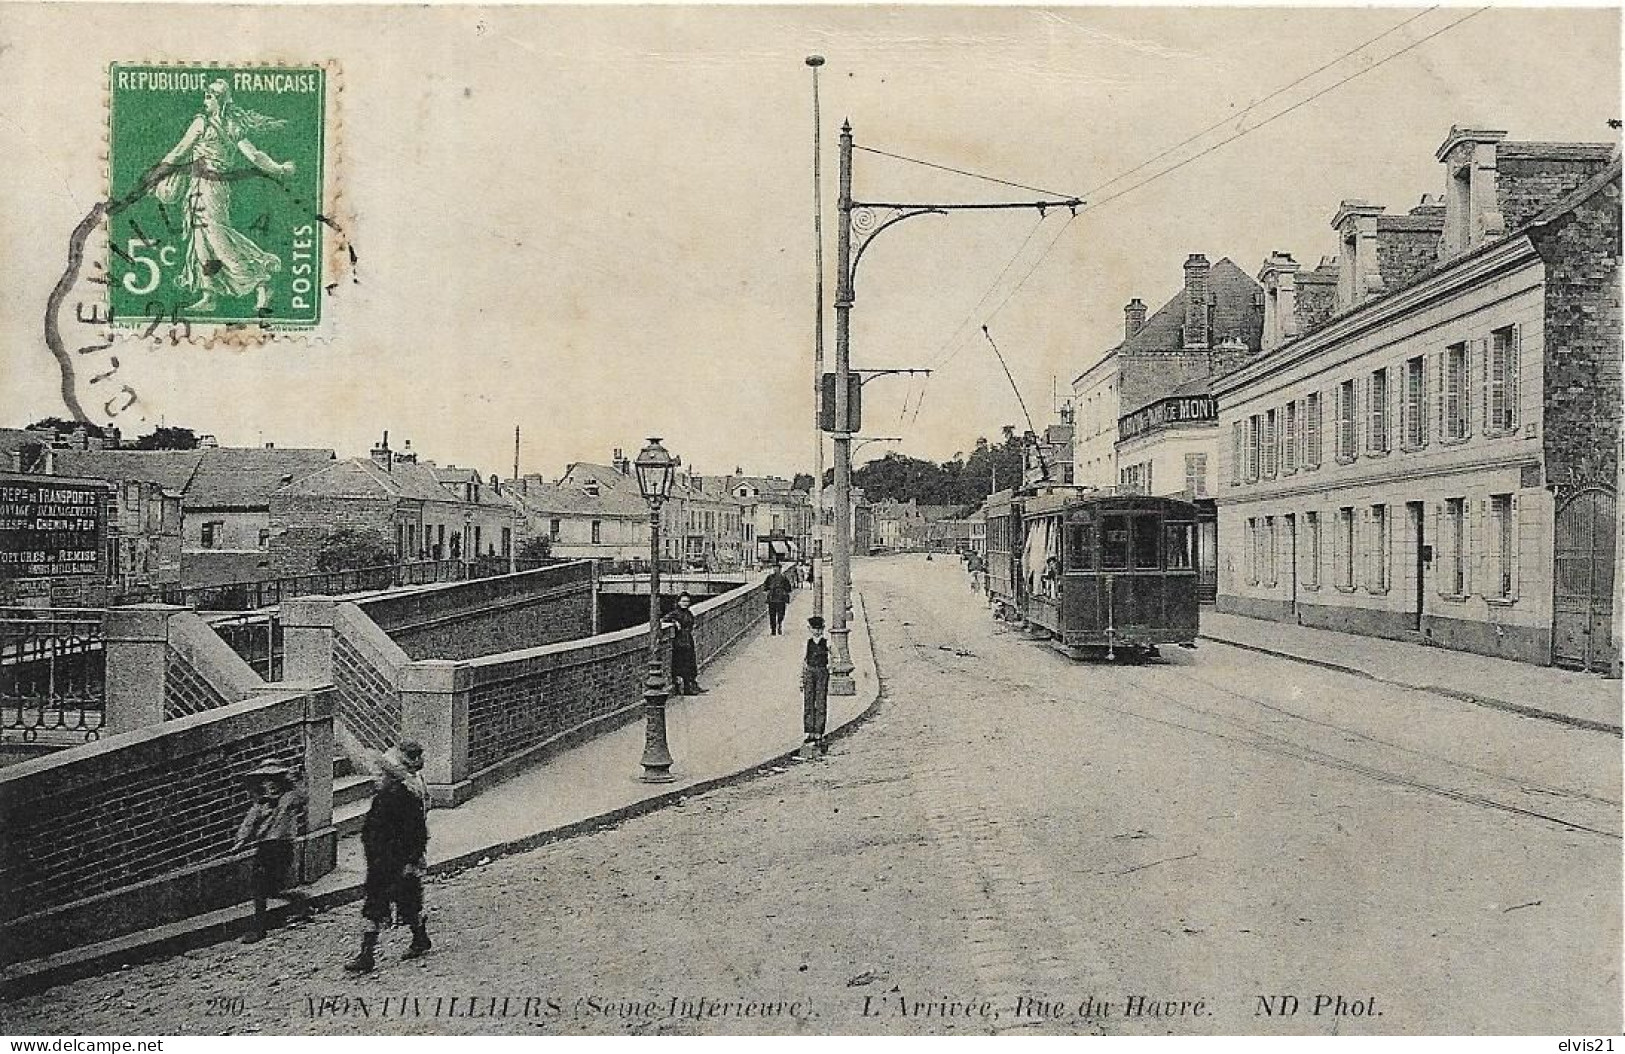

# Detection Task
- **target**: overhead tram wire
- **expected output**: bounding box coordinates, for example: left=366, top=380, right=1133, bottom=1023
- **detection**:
left=1079, top=6, right=1438, bottom=200
left=876, top=6, right=1486, bottom=434
left=971, top=5, right=1488, bottom=334
left=853, top=145, right=1078, bottom=200
left=1081, top=6, right=1489, bottom=213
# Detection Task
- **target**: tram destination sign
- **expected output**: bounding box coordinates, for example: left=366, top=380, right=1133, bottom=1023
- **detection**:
left=1118, top=394, right=1218, bottom=442
left=0, top=475, right=107, bottom=579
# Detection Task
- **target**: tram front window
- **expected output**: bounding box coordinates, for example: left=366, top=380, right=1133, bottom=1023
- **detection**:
left=1132, top=516, right=1160, bottom=569
left=1102, top=515, right=1130, bottom=569
left=1165, top=522, right=1195, bottom=570
left=1067, top=524, right=1095, bottom=570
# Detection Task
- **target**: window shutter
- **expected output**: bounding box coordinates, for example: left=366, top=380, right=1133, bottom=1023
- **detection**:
left=1467, top=498, right=1481, bottom=596
left=1430, top=505, right=1442, bottom=596
left=1465, top=340, right=1478, bottom=437
left=1433, top=354, right=1445, bottom=442
left=1361, top=376, right=1371, bottom=453
left=1508, top=494, right=1520, bottom=598
left=1508, top=323, right=1521, bottom=430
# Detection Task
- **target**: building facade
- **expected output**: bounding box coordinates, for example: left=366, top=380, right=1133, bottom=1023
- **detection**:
left=1216, top=128, right=1620, bottom=670
left=1073, top=254, right=1263, bottom=488
left=507, top=473, right=649, bottom=562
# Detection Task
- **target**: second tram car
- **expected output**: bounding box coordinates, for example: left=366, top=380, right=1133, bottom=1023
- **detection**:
left=985, top=488, right=1200, bottom=659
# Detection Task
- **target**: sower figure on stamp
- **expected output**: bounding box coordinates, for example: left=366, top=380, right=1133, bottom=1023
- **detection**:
left=666, top=591, right=706, bottom=695
left=800, top=615, right=830, bottom=758
left=764, top=562, right=793, bottom=635
left=154, top=79, right=294, bottom=314
left=346, top=740, right=431, bottom=973
left=230, top=759, right=311, bottom=944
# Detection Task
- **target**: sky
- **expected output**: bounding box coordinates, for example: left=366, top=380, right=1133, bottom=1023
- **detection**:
left=0, top=4, right=1618, bottom=483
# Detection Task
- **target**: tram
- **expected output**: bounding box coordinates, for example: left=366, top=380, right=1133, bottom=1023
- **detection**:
left=984, top=487, right=1200, bottom=659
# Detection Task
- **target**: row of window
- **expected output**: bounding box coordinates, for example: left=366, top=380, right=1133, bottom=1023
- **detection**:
left=1062, top=515, right=1198, bottom=572
left=1232, top=324, right=1521, bottom=486
left=1242, top=494, right=1517, bottom=600
left=1117, top=454, right=1212, bottom=498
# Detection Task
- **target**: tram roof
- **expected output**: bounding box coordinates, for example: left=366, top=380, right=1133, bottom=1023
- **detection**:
left=1021, top=490, right=1199, bottom=518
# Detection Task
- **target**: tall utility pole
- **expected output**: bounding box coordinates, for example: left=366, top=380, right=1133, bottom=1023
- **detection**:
left=830, top=120, right=857, bottom=695
left=827, top=118, right=1081, bottom=696
left=807, top=55, right=827, bottom=621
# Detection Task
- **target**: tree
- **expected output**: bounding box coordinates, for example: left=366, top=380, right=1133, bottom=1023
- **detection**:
left=791, top=473, right=814, bottom=492
left=517, top=535, right=553, bottom=561
left=132, top=426, right=200, bottom=450
left=25, top=416, right=106, bottom=438
left=315, top=528, right=396, bottom=572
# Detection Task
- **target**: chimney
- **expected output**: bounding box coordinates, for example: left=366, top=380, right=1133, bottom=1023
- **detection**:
left=396, top=439, right=417, bottom=464
left=1123, top=298, right=1147, bottom=341
left=612, top=447, right=629, bottom=475
left=370, top=430, right=393, bottom=472
left=1182, top=255, right=1211, bottom=348
left=1331, top=200, right=1387, bottom=310
left=1257, top=251, right=1301, bottom=353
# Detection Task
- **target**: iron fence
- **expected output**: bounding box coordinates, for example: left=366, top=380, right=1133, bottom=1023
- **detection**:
left=112, top=557, right=565, bottom=612
left=0, top=607, right=106, bottom=743
left=210, top=613, right=284, bottom=682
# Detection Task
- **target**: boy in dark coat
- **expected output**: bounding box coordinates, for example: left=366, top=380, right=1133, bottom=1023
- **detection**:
left=800, top=615, right=830, bottom=758
left=345, top=740, right=431, bottom=973
left=231, top=759, right=310, bottom=943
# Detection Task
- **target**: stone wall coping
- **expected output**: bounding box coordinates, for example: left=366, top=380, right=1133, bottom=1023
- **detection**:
left=0, top=688, right=329, bottom=803
left=353, top=561, right=594, bottom=623
left=167, top=610, right=262, bottom=703
left=454, top=579, right=761, bottom=685
left=332, top=601, right=411, bottom=677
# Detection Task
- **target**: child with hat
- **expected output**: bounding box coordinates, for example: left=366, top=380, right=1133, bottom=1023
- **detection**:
left=230, top=759, right=311, bottom=943
left=800, top=616, right=830, bottom=758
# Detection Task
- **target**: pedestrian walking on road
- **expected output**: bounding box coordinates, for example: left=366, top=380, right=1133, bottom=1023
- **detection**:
left=666, top=592, right=706, bottom=694
left=345, top=740, right=432, bottom=973
left=765, top=562, right=794, bottom=635
left=230, top=759, right=311, bottom=943
left=800, top=615, right=830, bottom=757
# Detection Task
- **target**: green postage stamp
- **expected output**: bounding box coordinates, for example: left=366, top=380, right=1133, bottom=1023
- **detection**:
left=107, top=64, right=328, bottom=330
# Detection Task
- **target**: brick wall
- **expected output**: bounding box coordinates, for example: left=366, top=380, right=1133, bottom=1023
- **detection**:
left=359, top=561, right=595, bottom=660
left=692, top=580, right=769, bottom=666
left=268, top=494, right=400, bottom=577
left=464, top=628, right=651, bottom=775
left=1295, top=273, right=1339, bottom=332
left=420, top=580, right=767, bottom=802
left=1532, top=169, right=1622, bottom=500
left=331, top=606, right=406, bottom=754
left=1499, top=151, right=1618, bottom=233
left=164, top=652, right=232, bottom=718
left=1375, top=226, right=1442, bottom=295
left=0, top=688, right=336, bottom=963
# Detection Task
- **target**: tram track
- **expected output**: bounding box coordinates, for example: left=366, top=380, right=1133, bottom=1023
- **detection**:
left=914, top=621, right=1621, bottom=841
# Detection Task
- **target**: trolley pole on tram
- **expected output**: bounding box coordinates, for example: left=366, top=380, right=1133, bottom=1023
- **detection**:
left=825, top=118, right=1082, bottom=696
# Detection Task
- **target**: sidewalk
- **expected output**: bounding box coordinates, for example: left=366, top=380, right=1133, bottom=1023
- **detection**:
left=5, top=585, right=880, bottom=995
left=1200, top=610, right=1622, bottom=735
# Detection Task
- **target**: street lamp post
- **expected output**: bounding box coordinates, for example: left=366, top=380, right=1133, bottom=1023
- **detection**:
left=634, top=437, right=678, bottom=783
left=807, top=54, right=827, bottom=623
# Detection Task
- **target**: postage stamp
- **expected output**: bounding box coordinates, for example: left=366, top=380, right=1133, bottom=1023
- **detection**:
left=106, top=64, right=328, bottom=329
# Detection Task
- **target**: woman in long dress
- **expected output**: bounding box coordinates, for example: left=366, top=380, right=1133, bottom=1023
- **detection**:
left=155, top=79, right=295, bottom=313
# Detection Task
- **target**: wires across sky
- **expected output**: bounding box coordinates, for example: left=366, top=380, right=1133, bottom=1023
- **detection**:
left=854, top=5, right=1488, bottom=432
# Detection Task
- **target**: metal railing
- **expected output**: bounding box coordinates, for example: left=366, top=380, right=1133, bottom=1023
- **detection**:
left=111, top=557, right=562, bottom=612
left=1, top=607, right=107, bottom=743
left=210, top=612, right=284, bottom=682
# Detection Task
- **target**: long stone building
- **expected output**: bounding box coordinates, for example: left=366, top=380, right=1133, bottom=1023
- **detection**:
left=1215, top=127, right=1620, bottom=671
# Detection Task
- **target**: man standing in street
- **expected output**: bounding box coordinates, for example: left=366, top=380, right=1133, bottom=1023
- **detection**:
left=345, top=740, right=431, bottom=973
left=765, top=561, right=794, bottom=635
